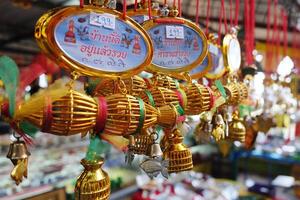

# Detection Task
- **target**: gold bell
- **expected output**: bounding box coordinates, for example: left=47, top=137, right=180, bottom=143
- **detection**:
left=75, top=159, right=110, bottom=200
left=228, top=111, right=246, bottom=142
left=128, top=131, right=152, bottom=155
left=163, top=129, right=193, bottom=173
left=7, top=138, right=31, bottom=185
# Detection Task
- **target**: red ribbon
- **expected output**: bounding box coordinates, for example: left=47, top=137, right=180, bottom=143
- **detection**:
left=134, top=0, right=138, bottom=12
left=41, top=97, right=53, bottom=133
left=95, top=97, right=107, bottom=134
left=229, top=0, right=233, bottom=27
left=205, top=0, right=211, bottom=35
left=175, top=90, right=184, bottom=108
left=206, top=86, right=215, bottom=110
left=143, top=78, right=152, bottom=89
left=148, top=0, right=152, bottom=19
left=1, top=102, right=10, bottom=118
left=79, top=0, right=84, bottom=8
left=195, top=0, right=200, bottom=25
left=234, top=0, right=240, bottom=26
left=154, top=18, right=185, bottom=24
left=10, top=121, right=34, bottom=146
left=281, top=9, right=288, bottom=56
left=123, top=0, right=127, bottom=19
left=178, top=0, right=182, bottom=17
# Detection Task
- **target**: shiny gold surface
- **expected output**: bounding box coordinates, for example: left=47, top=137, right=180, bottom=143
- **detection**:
left=75, top=159, right=110, bottom=200
left=222, top=33, right=241, bottom=73
left=35, top=6, right=153, bottom=79
left=142, top=17, right=208, bottom=74
left=184, top=83, right=211, bottom=115
left=228, top=112, right=246, bottom=142
left=141, top=87, right=179, bottom=107
left=157, top=104, right=178, bottom=128
left=163, top=129, right=193, bottom=173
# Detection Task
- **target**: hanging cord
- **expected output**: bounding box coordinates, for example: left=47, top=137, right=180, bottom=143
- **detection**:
left=148, top=0, right=152, bottom=19
left=205, top=0, right=211, bottom=35
left=229, top=0, right=233, bottom=27
left=134, top=0, right=138, bottom=11
left=79, top=0, right=84, bottom=8
left=178, top=0, right=182, bottom=17
left=281, top=9, right=288, bottom=56
left=123, top=0, right=127, bottom=19
left=195, top=0, right=200, bottom=25
left=217, top=1, right=223, bottom=44
left=234, top=0, right=239, bottom=26
left=221, top=0, right=228, bottom=33
left=249, top=0, right=255, bottom=64
left=173, top=0, right=176, bottom=7
left=244, top=0, right=250, bottom=64
left=266, top=0, right=272, bottom=71
left=272, top=0, right=279, bottom=65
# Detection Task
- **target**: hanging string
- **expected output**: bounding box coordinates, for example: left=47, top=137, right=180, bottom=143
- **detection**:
left=164, top=0, right=167, bottom=5
left=266, top=0, right=272, bottom=72
left=229, top=0, right=233, bottom=27
left=134, top=0, right=138, bottom=11
left=249, top=0, right=255, bottom=63
left=173, top=0, right=176, bottom=7
left=148, top=0, right=152, bottom=19
left=79, top=0, right=84, bottom=8
left=220, top=0, right=228, bottom=33
left=205, top=0, right=211, bottom=35
left=218, top=1, right=224, bottom=44
left=178, top=0, right=182, bottom=17
left=123, top=0, right=127, bottom=19
left=234, top=0, right=240, bottom=26
left=244, top=0, right=250, bottom=64
left=272, top=0, right=279, bottom=66
left=281, top=9, right=288, bottom=56
left=195, top=0, right=200, bottom=25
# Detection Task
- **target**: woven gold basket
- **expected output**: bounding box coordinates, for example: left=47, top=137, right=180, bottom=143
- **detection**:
left=93, top=75, right=147, bottom=97
left=184, top=83, right=211, bottom=115
left=75, top=159, right=110, bottom=200
left=224, top=83, right=240, bottom=105
left=163, top=129, right=193, bottom=173
left=128, top=131, right=152, bottom=155
left=151, top=74, right=179, bottom=90
left=25, top=90, right=98, bottom=136
left=104, top=94, right=158, bottom=136
left=238, top=82, right=249, bottom=101
left=141, top=87, right=179, bottom=108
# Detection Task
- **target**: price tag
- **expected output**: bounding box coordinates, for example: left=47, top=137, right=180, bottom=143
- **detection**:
left=90, top=12, right=115, bottom=30
left=166, top=26, right=184, bottom=39
left=208, top=44, right=219, bottom=55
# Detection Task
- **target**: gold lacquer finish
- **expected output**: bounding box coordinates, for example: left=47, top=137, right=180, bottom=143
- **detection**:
left=35, top=6, right=153, bottom=79
left=163, top=129, right=193, bottom=173
left=75, top=159, right=110, bottom=200
left=222, top=32, right=241, bottom=73
left=157, top=104, right=178, bottom=128
left=224, top=83, right=240, bottom=105
left=93, top=75, right=147, bottom=96
left=128, top=131, right=152, bottom=155
left=151, top=74, right=179, bottom=90
left=7, top=139, right=31, bottom=185
left=141, top=87, right=179, bottom=107
left=228, top=112, right=246, bottom=142
left=104, top=94, right=158, bottom=136
left=143, top=17, right=208, bottom=74
left=184, top=83, right=211, bottom=115
left=25, top=90, right=98, bottom=136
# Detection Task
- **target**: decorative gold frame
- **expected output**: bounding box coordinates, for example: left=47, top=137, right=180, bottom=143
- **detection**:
left=142, top=17, right=208, bottom=74
left=222, top=33, right=241, bottom=73
left=190, top=52, right=213, bottom=79
left=204, top=44, right=226, bottom=80
left=35, top=6, right=153, bottom=79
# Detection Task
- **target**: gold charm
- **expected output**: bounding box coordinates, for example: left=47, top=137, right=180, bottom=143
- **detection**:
left=184, top=83, right=212, bottom=115
left=7, top=136, right=31, bottom=185
left=75, top=159, right=110, bottom=200
left=151, top=74, right=179, bottom=90
left=228, top=111, right=246, bottom=142
left=141, top=87, right=179, bottom=107
left=163, top=129, right=193, bottom=173
left=211, top=114, right=225, bottom=141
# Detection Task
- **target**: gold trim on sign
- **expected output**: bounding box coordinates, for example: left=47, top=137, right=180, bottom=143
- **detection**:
left=35, top=6, right=153, bottom=79
left=142, top=17, right=208, bottom=74
left=222, top=33, right=241, bottom=74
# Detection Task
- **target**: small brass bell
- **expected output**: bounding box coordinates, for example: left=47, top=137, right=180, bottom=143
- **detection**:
left=75, top=158, right=110, bottom=200
left=148, top=132, right=163, bottom=158
left=194, top=112, right=213, bottom=143
left=163, top=129, right=193, bottom=173
left=7, top=137, right=31, bottom=185
left=228, top=111, right=246, bottom=143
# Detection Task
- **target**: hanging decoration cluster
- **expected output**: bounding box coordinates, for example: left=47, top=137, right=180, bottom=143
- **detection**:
left=0, top=1, right=273, bottom=200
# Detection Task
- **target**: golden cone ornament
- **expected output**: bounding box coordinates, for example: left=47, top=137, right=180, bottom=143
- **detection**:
left=184, top=83, right=212, bottom=115
left=238, top=82, right=249, bottom=101
left=163, top=129, right=193, bottom=173
left=127, top=131, right=152, bottom=155
left=75, top=159, right=110, bottom=200
left=157, top=104, right=178, bottom=128
left=25, top=89, right=98, bottom=136
left=224, top=83, right=240, bottom=105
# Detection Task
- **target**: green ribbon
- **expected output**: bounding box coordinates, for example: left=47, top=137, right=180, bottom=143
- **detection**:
left=174, top=79, right=180, bottom=89
left=135, top=98, right=145, bottom=134
left=239, top=104, right=252, bottom=118
left=175, top=104, right=185, bottom=116
left=0, top=56, right=19, bottom=117
left=215, top=80, right=227, bottom=99
left=86, top=135, right=110, bottom=162
left=20, top=121, right=39, bottom=138
left=144, top=90, right=156, bottom=107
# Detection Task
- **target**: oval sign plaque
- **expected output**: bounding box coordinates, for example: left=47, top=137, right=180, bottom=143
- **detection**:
left=189, top=52, right=212, bottom=79
left=143, top=17, right=208, bottom=73
left=205, top=43, right=226, bottom=79
left=35, top=6, right=153, bottom=79
left=223, top=33, right=241, bottom=73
